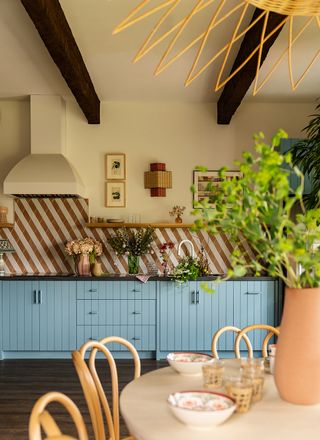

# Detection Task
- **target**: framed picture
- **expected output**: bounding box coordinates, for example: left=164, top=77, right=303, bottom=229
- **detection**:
left=105, top=181, right=126, bottom=207
left=193, top=170, right=242, bottom=208
left=105, top=154, right=126, bottom=180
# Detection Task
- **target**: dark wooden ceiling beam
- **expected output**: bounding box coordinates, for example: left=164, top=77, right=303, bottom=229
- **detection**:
left=217, top=8, right=286, bottom=125
left=20, top=0, right=100, bottom=124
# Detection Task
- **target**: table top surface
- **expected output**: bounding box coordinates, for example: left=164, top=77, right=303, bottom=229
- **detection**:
left=120, top=360, right=320, bottom=440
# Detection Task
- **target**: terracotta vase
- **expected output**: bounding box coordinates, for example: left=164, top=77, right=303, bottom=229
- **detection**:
left=77, top=254, right=91, bottom=276
left=175, top=215, right=183, bottom=224
left=275, top=287, right=320, bottom=405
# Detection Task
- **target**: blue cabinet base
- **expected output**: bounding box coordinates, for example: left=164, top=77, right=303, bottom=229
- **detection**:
left=0, top=350, right=156, bottom=360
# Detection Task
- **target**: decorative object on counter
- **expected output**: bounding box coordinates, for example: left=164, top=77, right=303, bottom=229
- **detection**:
left=193, top=169, right=241, bottom=208
left=171, top=256, right=206, bottom=284
left=107, top=227, right=155, bottom=274
left=105, top=153, right=126, bottom=180
left=159, top=242, right=174, bottom=276
left=146, top=261, right=159, bottom=276
left=65, top=238, right=103, bottom=276
left=0, top=206, right=8, bottom=224
left=114, top=1, right=319, bottom=95
left=144, top=163, right=172, bottom=197
left=105, top=181, right=126, bottom=208
left=169, top=205, right=185, bottom=223
left=0, top=239, right=15, bottom=276
left=91, top=260, right=104, bottom=277
left=192, top=129, right=320, bottom=405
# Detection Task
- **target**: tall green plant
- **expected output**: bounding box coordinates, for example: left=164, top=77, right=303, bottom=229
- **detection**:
left=192, top=130, right=320, bottom=288
left=291, top=102, right=320, bottom=209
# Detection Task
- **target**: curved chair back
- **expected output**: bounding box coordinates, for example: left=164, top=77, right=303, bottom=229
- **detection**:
left=29, top=392, right=88, bottom=440
left=212, top=325, right=253, bottom=358
left=234, top=324, right=280, bottom=358
left=75, top=336, right=140, bottom=440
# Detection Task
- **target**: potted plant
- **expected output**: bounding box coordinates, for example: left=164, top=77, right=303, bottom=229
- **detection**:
left=290, top=101, right=320, bottom=209
left=108, top=227, right=154, bottom=274
left=169, top=205, right=186, bottom=223
left=192, top=130, right=320, bottom=405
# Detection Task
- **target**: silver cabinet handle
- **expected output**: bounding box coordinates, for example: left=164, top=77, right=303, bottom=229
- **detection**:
left=132, top=289, right=140, bottom=293
left=89, top=311, right=98, bottom=315
left=38, top=290, right=43, bottom=304
left=245, top=292, right=261, bottom=295
left=89, top=337, right=97, bottom=341
left=196, top=291, right=200, bottom=304
left=132, top=311, right=141, bottom=315
left=34, top=290, right=38, bottom=304
left=191, top=291, right=196, bottom=304
left=132, top=337, right=141, bottom=341
left=89, top=289, right=97, bottom=292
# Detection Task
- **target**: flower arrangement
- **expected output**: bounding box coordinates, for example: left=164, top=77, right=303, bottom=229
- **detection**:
left=171, top=256, right=204, bottom=284
left=159, top=242, right=174, bottom=275
left=65, top=237, right=102, bottom=264
left=169, top=205, right=186, bottom=223
left=107, top=227, right=154, bottom=256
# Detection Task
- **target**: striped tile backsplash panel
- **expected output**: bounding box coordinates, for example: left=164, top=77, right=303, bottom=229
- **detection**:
left=0, top=198, right=253, bottom=274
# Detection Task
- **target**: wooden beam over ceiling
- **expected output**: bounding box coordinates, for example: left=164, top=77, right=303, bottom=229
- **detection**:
left=217, top=8, right=286, bottom=125
left=20, top=0, right=100, bottom=124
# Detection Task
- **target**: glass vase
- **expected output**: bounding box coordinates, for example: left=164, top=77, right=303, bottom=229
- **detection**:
left=128, top=255, right=140, bottom=275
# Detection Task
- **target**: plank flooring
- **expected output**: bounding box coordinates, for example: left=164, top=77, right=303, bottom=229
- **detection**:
left=0, top=359, right=164, bottom=440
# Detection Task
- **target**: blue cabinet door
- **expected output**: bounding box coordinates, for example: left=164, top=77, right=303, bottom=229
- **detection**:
left=39, top=281, right=77, bottom=351
left=158, top=280, right=281, bottom=354
left=1, top=281, right=40, bottom=351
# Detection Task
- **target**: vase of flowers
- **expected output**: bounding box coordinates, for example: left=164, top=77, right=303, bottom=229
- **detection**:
left=108, top=227, right=155, bottom=275
left=159, top=242, right=174, bottom=276
left=169, top=205, right=186, bottom=224
left=65, top=237, right=103, bottom=276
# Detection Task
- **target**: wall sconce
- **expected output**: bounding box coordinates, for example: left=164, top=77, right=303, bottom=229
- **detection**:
left=144, top=163, right=172, bottom=197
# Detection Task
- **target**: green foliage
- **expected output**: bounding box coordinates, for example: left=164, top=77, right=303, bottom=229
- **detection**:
left=171, top=256, right=209, bottom=284
left=108, top=227, right=154, bottom=256
left=192, top=130, right=320, bottom=289
left=290, top=102, right=320, bottom=209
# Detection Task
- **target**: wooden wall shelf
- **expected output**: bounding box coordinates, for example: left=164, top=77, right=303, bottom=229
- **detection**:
left=85, top=223, right=193, bottom=229
left=0, top=223, right=14, bottom=229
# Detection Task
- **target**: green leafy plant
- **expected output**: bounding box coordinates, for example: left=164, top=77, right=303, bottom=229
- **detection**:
left=290, top=102, right=320, bottom=209
left=192, top=130, right=320, bottom=289
left=107, top=227, right=154, bottom=256
left=171, top=255, right=209, bottom=284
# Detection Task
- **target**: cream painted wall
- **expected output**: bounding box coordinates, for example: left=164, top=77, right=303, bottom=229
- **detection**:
left=65, top=100, right=315, bottom=222
left=0, top=99, right=315, bottom=223
left=0, top=100, right=30, bottom=222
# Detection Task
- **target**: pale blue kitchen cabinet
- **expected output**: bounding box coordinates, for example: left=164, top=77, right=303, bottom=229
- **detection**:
left=75, top=281, right=156, bottom=354
left=0, top=280, right=77, bottom=355
left=157, top=279, right=281, bottom=358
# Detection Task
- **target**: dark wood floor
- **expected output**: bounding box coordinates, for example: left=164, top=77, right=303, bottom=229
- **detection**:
left=0, top=358, right=164, bottom=440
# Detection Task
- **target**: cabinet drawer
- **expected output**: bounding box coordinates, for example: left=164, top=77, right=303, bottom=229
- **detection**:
left=76, top=325, right=156, bottom=351
left=77, top=300, right=156, bottom=326
left=76, top=281, right=156, bottom=300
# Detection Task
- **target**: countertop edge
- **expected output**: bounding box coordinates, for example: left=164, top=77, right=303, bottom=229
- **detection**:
left=0, top=275, right=278, bottom=281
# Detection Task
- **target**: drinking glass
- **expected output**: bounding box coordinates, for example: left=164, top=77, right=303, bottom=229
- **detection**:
left=224, top=376, right=253, bottom=413
left=242, top=367, right=265, bottom=402
left=202, top=360, right=225, bottom=389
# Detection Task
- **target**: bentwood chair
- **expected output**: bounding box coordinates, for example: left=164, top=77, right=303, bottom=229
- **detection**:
left=211, top=325, right=253, bottom=358
left=29, top=392, right=88, bottom=440
left=234, top=324, right=280, bottom=358
left=73, top=336, right=140, bottom=440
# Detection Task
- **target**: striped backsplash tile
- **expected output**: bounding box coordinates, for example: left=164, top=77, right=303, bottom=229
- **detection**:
left=0, top=198, right=251, bottom=275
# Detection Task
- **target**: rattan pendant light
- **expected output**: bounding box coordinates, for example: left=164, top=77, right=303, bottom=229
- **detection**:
left=113, top=0, right=320, bottom=95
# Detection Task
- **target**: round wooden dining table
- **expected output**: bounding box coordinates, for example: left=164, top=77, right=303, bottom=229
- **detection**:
left=120, top=359, right=320, bottom=440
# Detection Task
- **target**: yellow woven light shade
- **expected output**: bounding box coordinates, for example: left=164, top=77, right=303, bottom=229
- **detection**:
left=144, top=171, right=172, bottom=189
left=247, top=0, right=320, bottom=16
left=113, top=0, right=320, bottom=95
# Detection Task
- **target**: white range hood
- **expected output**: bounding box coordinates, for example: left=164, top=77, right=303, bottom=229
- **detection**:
left=4, top=95, right=86, bottom=198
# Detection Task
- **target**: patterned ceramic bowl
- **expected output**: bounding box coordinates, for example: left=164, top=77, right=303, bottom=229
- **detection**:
left=168, top=391, right=236, bottom=429
left=167, top=352, right=214, bottom=376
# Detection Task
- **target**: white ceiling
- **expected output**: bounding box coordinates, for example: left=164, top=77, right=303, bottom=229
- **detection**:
left=0, top=0, right=319, bottom=102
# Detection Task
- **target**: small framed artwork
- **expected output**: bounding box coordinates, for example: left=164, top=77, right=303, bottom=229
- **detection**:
left=105, top=181, right=126, bottom=207
left=105, top=154, right=126, bottom=180
left=193, top=170, right=242, bottom=208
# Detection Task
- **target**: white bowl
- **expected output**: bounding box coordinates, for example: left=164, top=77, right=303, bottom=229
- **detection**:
left=168, top=391, right=236, bottom=429
left=167, top=352, right=214, bottom=376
